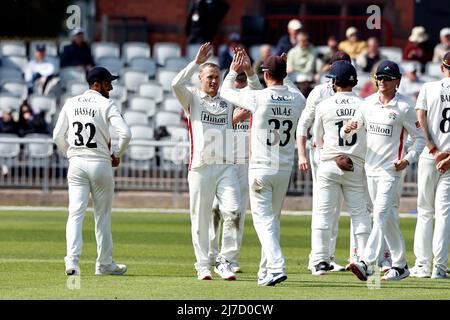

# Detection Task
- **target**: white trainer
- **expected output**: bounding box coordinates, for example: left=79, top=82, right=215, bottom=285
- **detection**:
left=431, top=266, right=448, bottom=279
left=214, top=259, right=236, bottom=280
left=257, top=272, right=287, bottom=286
left=348, top=261, right=370, bottom=281
left=95, top=262, right=127, bottom=275
left=410, top=265, right=431, bottom=278
left=65, top=265, right=80, bottom=276
left=197, top=269, right=212, bottom=280
left=329, top=256, right=346, bottom=272
left=381, top=267, right=409, bottom=281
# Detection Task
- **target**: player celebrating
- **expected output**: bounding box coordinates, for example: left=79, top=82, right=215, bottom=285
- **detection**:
left=171, top=43, right=241, bottom=281
left=53, top=66, right=132, bottom=276
left=221, top=52, right=306, bottom=286
left=410, top=51, right=450, bottom=279
left=310, top=61, right=371, bottom=275
left=344, top=61, right=425, bottom=281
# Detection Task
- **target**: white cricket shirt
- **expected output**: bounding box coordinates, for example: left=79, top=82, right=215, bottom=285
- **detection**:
left=221, top=70, right=306, bottom=172
left=342, top=92, right=425, bottom=177
left=53, top=90, right=131, bottom=161
left=313, top=91, right=366, bottom=166
left=415, top=77, right=450, bottom=159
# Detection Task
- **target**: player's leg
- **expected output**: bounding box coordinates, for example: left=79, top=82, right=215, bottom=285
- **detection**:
left=232, top=163, right=249, bottom=272
left=412, top=158, right=437, bottom=276
left=208, top=196, right=221, bottom=266
left=329, top=189, right=345, bottom=271
left=307, top=146, right=319, bottom=271
left=188, top=166, right=217, bottom=279
left=65, top=158, right=90, bottom=274
left=431, top=173, right=450, bottom=278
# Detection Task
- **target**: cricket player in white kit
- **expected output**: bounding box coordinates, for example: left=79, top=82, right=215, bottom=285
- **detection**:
left=221, top=52, right=306, bottom=286
left=171, top=43, right=241, bottom=281
left=345, top=61, right=425, bottom=281
left=297, top=51, right=352, bottom=272
left=310, top=61, right=371, bottom=275
left=53, top=67, right=132, bottom=276
left=410, top=51, right=450, bottom=279
left=209, top=64, right=263, bottom=273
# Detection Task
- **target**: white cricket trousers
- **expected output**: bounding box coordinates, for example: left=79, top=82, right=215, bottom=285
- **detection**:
left=415, top=157, right=450, bottom=270
left=310, top=160, right=371, bottom=266
left=188, top=164, right=241, bottom=272
left=209, top=164, right=249, bottom=264
left=363, top=175, right=407, bottom=268
left=65, top=157, right=115, bottom=269
left=249, top=168, right=291, bottom=277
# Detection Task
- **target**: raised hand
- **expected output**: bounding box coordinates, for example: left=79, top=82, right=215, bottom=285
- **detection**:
left=230, top=50, right=245, bottom=73
left=195, top=42, right=213, bottom=65
left=280, top=52, right=288, bottom=62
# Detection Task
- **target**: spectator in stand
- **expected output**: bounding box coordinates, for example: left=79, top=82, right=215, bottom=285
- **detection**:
left=319, top=35, right=339, bottom=66
left=0, top=109, right=18, bottom=135
left=287, top=32, right=316, bottom=76
left=275, top=19, right=302, bottom=56
left=17, top=102, right=49, bottom=137
left=25, top=44, right=58, bottom=95
left=60, top=27, right=95, bottom=71
left=219, top=32, right=243, bottom=71
left=356, top=37, right=387, bottom=73
left=359, top=62, right=379, bottom=98
left=185, top=0, right=229, bottom=44
left=253, top=44, right=272, bottom=86
left=432, top=27, right=450, bottom=63
left=398, top=64, right=425, bottom=102
left=403, top=26, right=433, bottom=71
left=338, top=27, right=367, bottom=60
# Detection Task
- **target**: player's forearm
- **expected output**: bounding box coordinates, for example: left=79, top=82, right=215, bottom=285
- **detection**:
left=403, top=131, right=425, bottom=164
left=110, top=116, right=132, bottom=158
left=171, top=61, right=197, bottom=109
left=297, top=135, right=308, bottom=158
left=417, top=110, right=436, bottom=150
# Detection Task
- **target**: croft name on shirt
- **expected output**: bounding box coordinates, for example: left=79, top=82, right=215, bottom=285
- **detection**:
left=368, top=122, right=393, bottom=137
left=335, top=108, right=356, bottom=117
left=74, top=107, right=96, bottom=118
left=201, top=111, right=228, bottom=125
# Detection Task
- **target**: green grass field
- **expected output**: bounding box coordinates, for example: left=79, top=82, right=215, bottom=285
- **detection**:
left=0, top=209, right=449, bottom=300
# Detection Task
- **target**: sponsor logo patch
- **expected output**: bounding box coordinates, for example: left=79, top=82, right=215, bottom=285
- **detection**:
left=201, top=111, right=228, bottom=125
left=368, top=122, right=393, bottom=137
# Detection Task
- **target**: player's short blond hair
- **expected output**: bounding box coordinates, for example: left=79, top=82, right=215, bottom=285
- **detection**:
left=199, top=62, right=220, bottom=74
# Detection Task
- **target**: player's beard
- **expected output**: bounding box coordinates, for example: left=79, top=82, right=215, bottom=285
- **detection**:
left=100, top=85, right=110, bottom=99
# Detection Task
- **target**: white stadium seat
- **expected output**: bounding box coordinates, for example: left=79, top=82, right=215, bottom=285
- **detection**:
left=1, top=80, right=28, bottom=100
left=153, top=42, right=181, bottom=66
left=28, top=94, right=57, bottom=123
left=0, top=93, right=21, bottom=113
left=379, top=47, right=403, bottom=63
left=0, top=40, right=26, bottom=56
left=128, top=96, right=157, bottom=117
left=121, top=68, right=150, bottom=92
left=425, top=62, right=442, bottom=78
left=96, top=56, right=124, bottom=75
left=122, top=42, right=150, bottom=63
left=1, top=55, right=28, bottom=72
left=92, top=42, right=120, bottom=60
left=156, top=69, right=178, bottom=92
left=109, top=82, right=127, bottom=103
left=0, top=67, right=23, bottom=81
left=123, top=110, right=149, bottom=126
left=66, top=80, right=89, bottom=96
left=165, top=57, right=189, bottom=72
left=155, top=111, right=180, bottom=128
left=129, top=57, right=157, bottom=78
left=138, top=82, right=164, bottom=104
left=162, top=97, right=182, bottom=113
left=130, top=125, right=154, bottom=140
left=59, top=67, right=86, bottom=89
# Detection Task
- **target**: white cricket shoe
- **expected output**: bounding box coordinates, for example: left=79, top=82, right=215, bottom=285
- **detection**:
left=197, top=269, right=212, bottom=280
left=410, top=265, right=431, bottom=278
left=431, top=266, right=448, bottom=279
left=329, top=256, right=346, bottom=272
left=95, top=262, right=127, bottom=275
left=214, top=258, right=236, bottom=280
left=381, top=267, right=409, bottom=281
left=312, top=262, right=330, bottom=276
left=348, top=261, right=370, bottom=281
left=258, top=272, right=287, bottom=286
left=65, top=265, right=80, bottom=276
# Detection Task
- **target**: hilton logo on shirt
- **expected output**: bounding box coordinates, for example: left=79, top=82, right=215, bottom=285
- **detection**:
left=201, top=111, right=228, bottom=125
left=368, top=122, right=393, bottom=137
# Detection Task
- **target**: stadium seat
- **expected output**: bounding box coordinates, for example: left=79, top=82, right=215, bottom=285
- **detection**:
left=123, top=110, right=149, bottom=126
left=156, top=69, right=178, bottom=92
left=153, top=42, right=182, bottom=66
left=0, top=40, right=26, bottom=56
left=0, top=133, right=21, bottom=158
left=138, top=82, right=164, bottom=104
left=29, top=41, right=58, bottom=58
left=66, top=80, right=89, bottom=96
left=399, top=61, right=422, bottom=74
left=0, top=80, right=28, bottom=100
left=109, top=82, right=127, bottom=103
left=165, top=57, right=189, bottom=72
left=425, top=62, right=442, bottom=78
left=128, top=144, right=156, bottom=170
left=128, top=96, right=157, bottom=118
left=1, top=55, right=28, bottom=72
left=128, top=57, right=157, bottom=78
left=91, top=42, right=120, bottom=60
left=96, top=56, right=124, bottom=75
left=122, top=42, right=151, bottom=64
left=0, top=67, right=24, bottom=81
left=59, top=67, right=86, bottom=89
left=24, top=133, right=53, bottom=158
left=160, top=127, right=189, bottom=165
left=130, top=125, right=154, bottom=140
left=45, top=56, right=60, bottom=73
left=0, top=93, right=21, bottom=113
left=58, top=39, right=71, bottom=53
left=155, top=111, right=180, bottom=128
left=162, top=97, right=182, bottom=113
left=121, top=68, right=150, bottom=92
left=28, top=94, right=57, bottom=124
left=379, top=47, right=403, bottom=63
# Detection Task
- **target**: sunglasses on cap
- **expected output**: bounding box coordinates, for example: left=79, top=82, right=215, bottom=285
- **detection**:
left=375, top=75, right=397, bottom=81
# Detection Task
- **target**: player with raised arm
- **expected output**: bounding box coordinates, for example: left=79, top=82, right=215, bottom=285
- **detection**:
left=171, top=43, right=241, bottom=281
left=410, top=51, right=450, bottom=279
left=221, top=51, right=306, bottom=286
left=53, top=67, right=132, bottom=276
left=343, top=61, right=425, bottom=281
left=310, top=61, right=371, bottom=275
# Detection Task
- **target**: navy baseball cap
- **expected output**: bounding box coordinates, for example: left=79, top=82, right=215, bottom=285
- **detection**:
left=36, top=43, right=46, bottom=51
left=443, top=51, right=450, bottom=70
left=86, top=67, right=119, bottom=84
left=376, top=60, right=402, bottom=79
left=326, top=60, right=357, bottom=83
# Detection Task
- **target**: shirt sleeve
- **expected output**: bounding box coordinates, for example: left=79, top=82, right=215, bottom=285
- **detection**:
left=52, top=104, right=69, bottom=156
left=312, top=104, right=324, bottom=148
left=247, top=73, right=263, bottom=90
left=415, top=84, right=427, bottom=111
left=171, top=61, right=198, bottom=114
left=108, top=101, right=132, bottom=158
left=220, top=70, right=258, bottom=113
left=402, top=105, right=425, bottom=164
left=296, top=86, right=320, bottom=137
